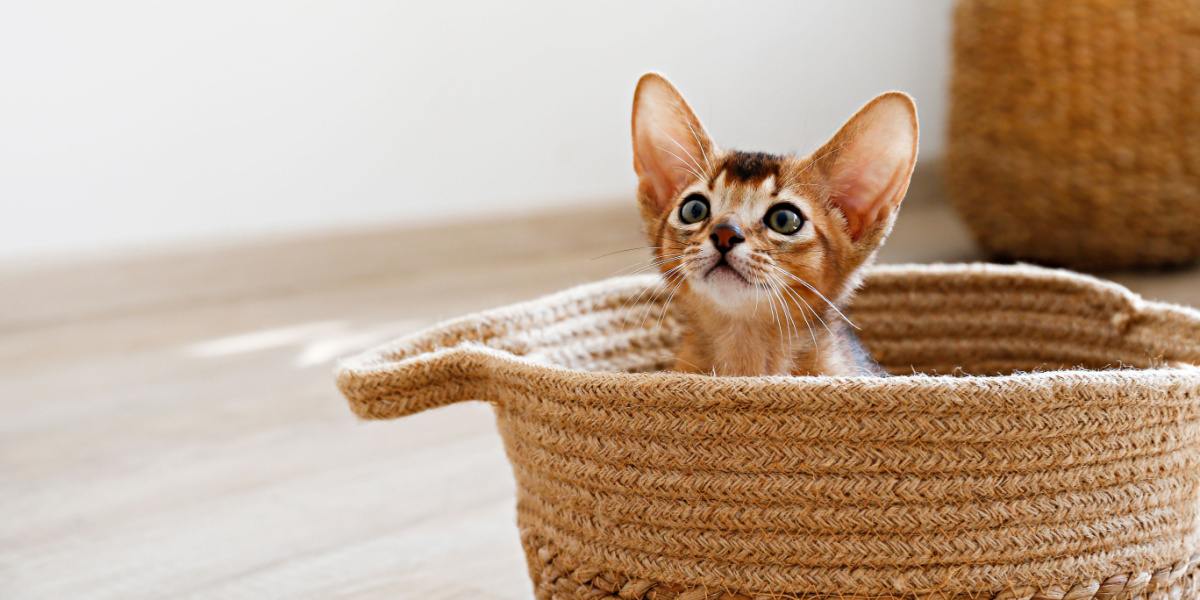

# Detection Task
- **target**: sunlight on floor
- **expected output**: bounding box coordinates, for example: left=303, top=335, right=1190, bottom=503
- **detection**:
left=183, top=319, right=421, bottom=367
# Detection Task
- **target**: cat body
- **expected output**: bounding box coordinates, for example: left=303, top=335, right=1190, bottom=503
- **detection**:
left=630, top=74, right=918, bottom=376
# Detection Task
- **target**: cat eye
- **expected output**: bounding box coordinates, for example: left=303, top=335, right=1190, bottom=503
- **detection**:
left=678, top=194, right=710, bottom=224
left=764, top=203, right=805, bottom=235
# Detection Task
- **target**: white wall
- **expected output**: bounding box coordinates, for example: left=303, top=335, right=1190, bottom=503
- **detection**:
left=0, top=1, right=953, bottom=258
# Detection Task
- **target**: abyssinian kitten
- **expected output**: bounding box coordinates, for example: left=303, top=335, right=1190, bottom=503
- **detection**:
left=630, top=73, right=918, bottom=376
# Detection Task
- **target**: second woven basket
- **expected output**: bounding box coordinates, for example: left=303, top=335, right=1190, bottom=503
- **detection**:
left=947, top=0, right=1200, bottom=270
left=338, top=263, right=1200, bottom=599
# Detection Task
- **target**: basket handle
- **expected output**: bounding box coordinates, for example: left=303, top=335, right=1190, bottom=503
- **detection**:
left=336, top=344, right=500, bottom=420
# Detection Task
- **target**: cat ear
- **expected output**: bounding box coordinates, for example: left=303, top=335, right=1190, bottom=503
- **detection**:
left=812, top=92, right=918, bottom=242
left=631, top=73, right=715, bottom=219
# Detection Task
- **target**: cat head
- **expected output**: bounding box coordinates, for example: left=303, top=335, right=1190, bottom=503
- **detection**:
left=631, top=73, right=918, bottom=315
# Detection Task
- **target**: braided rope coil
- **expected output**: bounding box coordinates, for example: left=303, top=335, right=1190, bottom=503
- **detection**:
left=337, top=263, right=1200, bottom=599
left=946, top=0, right=1200, bottom=269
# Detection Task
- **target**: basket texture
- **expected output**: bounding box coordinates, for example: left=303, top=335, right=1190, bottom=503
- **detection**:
left=337, top=264, right=1200, bottom=599
left=946, top=0, right=1200, bottom=270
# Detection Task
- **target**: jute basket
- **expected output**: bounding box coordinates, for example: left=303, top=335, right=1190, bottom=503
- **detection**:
left=946, top=0, right=1200, bottom=270
left=337, top=263, right=1200, bottom=599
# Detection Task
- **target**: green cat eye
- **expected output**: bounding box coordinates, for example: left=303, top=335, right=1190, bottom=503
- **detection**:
left=764, top=203, right=805, bottom=234
left=678, top=194, right=709, bottom=224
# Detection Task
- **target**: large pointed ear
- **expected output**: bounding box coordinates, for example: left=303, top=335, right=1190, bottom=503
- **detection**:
left=631, top=73, right=715, bottom=220
left=813, top=92, right=918, bottom=243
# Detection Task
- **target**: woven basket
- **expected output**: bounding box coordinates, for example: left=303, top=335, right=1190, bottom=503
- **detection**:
left=946, top=0, right=1200, bottom=270
left=337, top=263, right=1200, bottom=599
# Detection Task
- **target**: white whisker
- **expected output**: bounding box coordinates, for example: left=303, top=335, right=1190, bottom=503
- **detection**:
left=771, top=272, right=821, bottom=356
left=664, top=134, right=707, bottom=178
left=591, top=245, right=659, bottom=260
left=655, top=267, right=689, bottom=330
left=681, top=119, right=714, bottom=171
left=762, top=277, right=784, bottom=342
left=618, top=253, right=688, bottom=275
left=766, top=272, right=803, bottom=344
left=654, top=144, right=706, bottom=183
left=772, top=267, right=859, bottom=330
left=649, top=261, right=692, bottom=330
left=619, top=260, right=687, bottom=323
left=763, top=273, right=799, bottom=343
left=772, top=269, right=834, bottom=336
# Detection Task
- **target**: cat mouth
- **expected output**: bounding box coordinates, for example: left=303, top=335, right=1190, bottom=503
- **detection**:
left=704, top=260, right=751, bottom=285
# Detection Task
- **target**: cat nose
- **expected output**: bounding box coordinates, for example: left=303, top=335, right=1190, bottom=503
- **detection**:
left=710, top=223, right=745, bottom=254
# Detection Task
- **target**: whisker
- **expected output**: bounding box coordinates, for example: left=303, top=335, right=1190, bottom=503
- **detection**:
left=654, top=143, right=707, bottom=183
left=664, top=133, right=708, bottom=177
left=624, top=259, right=685, bottom=276
left=771, top=267, right=859, bottom=330
left=619, top=261, right=686, bottom=323
left=647, top=261, right=691, bottom=330
left=655, top=268, right=690, bottom=330
left=773, top=269, right=835, bottom=337
left=633, top=262, right=691, bottom=328
left=762, top=277, right=784, bottom=342
left=772, top=272, right=822, bottom=356
left=751, top=276, right=763, bottom=317
left=590, top=246, right=659, bottom=260
left=615, top=252, right=688, bottom=275
left=681, top=118, right=714, bottom=171
left=765, top=271, right=803, bottom=345
left=771, top=283, right=800, bottom=343
left=780, top=141, right=847, bottom=190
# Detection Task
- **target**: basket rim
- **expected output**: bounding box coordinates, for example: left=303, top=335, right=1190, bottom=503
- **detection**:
left=342, top=338, right=1200, bottom=389
left=339, top=341, right=1200, bottom=413
left=337, top=262, right=1200, bottom=418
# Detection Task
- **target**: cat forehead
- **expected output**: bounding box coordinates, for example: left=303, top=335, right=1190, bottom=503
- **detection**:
left=711, top=150, right=784, bottom=187
left=706, top=153, right=799, bottom=208
left=674, top=150, right=817, bottom=218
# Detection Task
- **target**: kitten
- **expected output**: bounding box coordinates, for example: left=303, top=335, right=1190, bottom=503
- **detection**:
left=630, top=73, right=918, bottom=376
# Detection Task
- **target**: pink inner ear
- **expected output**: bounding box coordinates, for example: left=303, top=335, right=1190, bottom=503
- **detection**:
left=830, top=156, right=909, bottom=240
left=823, top=96, right=917, bottom=241
left=632, top=76, right=713, bottom=217
left=636, top=130, right=695, bottom=209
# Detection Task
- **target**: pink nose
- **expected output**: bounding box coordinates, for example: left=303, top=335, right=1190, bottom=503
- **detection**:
left=710, top=223, right=745, bottom=254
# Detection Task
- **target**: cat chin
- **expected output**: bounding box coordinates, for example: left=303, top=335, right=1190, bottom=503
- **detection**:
left=691, top=267, right=761, bottom=311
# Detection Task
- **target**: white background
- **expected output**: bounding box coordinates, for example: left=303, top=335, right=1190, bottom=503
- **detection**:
left=1, top=1, right=953, bottom=258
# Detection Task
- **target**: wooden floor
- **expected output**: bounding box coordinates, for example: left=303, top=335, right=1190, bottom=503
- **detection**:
left=4, top=194, right=1200, bottom=599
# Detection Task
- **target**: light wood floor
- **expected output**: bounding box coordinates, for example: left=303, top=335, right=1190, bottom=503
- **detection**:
left=4, top=195, right=1200, bottom=599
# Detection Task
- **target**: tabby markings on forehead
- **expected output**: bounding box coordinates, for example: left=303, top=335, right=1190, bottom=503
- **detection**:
left=710, top=150, right=785, bottom=188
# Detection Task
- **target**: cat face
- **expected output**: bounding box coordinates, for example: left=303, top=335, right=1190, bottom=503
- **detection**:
left=654, top=151, right=844, bottom=311
left=631, top=74, right=918, bottom=317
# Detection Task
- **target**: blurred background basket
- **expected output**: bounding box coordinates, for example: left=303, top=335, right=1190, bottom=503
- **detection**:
left=946, top=0, right=1200, bottom=270
left=338, top=264, right=1200, bottom=600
